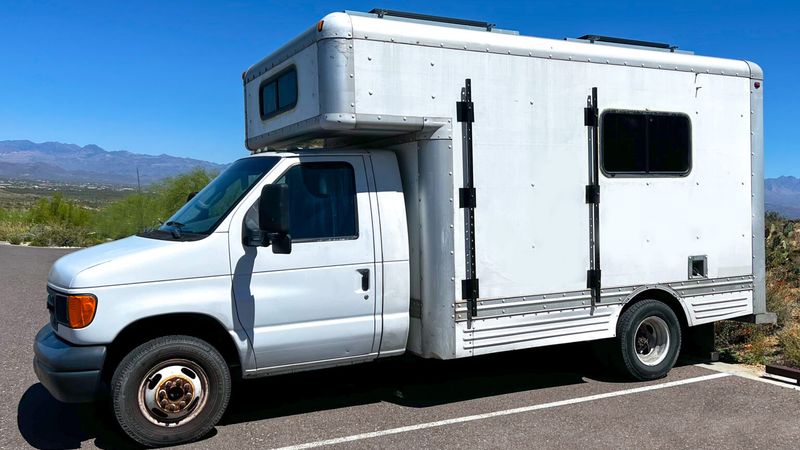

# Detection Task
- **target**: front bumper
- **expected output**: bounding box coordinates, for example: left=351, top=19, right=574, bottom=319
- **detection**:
left=33, top=325, right=107, bottom=403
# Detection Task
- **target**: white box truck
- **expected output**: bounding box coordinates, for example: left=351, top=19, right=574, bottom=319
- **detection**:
left=33, top=9, right=773, bottom=447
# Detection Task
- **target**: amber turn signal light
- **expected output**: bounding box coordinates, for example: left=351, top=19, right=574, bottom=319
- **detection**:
left=67, top=294, right=97, bottom=328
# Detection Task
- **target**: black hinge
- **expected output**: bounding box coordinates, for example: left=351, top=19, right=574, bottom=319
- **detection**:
left=587, top=269, right=601, bottom=290
left=459, top=187, right=476, bottom=208
left=585, top=184, right=600, bottom=204
left=457, top=101, right=475, bottom=123
left=462, top=278, right=480, bottom=300
left=462, top=278, right=479, bottom=316
left=584, top=106, right=598, bottom=127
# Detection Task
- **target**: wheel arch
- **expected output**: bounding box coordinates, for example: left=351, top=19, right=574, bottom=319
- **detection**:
left=102, top=313, right=243, bottom=381
left=617, top=286, right=691, bottom=332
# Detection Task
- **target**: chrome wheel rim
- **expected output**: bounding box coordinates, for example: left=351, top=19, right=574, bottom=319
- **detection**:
left=634, top=316, right=670, bottom=366
left=138, top=358, right=209, bottom=427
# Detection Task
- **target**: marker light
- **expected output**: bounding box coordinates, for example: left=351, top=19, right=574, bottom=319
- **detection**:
left=67, top=294, right=97, bottom=328
left=317, top=20, right=324, bottom=32
left=754, top=81, right=761, bottom=89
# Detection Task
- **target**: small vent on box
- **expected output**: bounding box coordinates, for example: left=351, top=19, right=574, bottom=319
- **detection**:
left=689, top=255, right=708, bottom=279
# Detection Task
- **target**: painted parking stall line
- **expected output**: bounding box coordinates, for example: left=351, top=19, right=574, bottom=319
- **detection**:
left=275, top=372, right=731, bottom=450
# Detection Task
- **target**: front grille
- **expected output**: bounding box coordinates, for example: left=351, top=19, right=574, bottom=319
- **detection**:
left=46, top=288, right=68, bottom=329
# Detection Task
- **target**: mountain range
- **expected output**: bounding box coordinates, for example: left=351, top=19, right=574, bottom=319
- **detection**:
left=765, top=176, right=800, bottom=219
left=0, top=140, right=798, bottom=218
left=0, top=140, right=227, bottom=185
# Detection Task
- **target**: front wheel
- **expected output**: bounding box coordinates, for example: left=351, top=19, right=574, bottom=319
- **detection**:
left=615, top=300, right=682, bottom=381
left=111, top=335, right=231, bottom=447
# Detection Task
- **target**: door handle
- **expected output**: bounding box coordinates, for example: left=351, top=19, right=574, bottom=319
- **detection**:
left=357, top=269, right=370, bottom=291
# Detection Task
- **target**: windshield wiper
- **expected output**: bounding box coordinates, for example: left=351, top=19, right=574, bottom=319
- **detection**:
left=164, top=221, right=185, bottom=239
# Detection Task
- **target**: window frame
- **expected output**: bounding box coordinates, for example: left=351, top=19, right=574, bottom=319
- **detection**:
left=269, top=161, right=360, bottom=244
left=258, top=66, right=298, bottom=120
left=600, top=109, right=693, bottom=178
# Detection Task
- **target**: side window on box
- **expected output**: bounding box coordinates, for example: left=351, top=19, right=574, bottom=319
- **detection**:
left=259, top=67, right=298, bottom=119
left=601, top=111, right=692, bottom=176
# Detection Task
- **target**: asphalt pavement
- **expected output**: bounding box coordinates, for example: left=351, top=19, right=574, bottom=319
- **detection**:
left=1, top=244, right=798, bottom=449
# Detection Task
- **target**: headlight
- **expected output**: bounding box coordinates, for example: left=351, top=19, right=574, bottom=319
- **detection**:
left=66, top=294, right=97, bottom=328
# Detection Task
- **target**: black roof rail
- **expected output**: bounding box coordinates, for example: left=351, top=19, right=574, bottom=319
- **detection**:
left=577, top=34, right=678, bottom=51
left=369, top=8, right=495, bottom=31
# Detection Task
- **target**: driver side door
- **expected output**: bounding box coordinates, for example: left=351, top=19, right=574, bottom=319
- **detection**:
left=229, top=155, right=378, bottom=371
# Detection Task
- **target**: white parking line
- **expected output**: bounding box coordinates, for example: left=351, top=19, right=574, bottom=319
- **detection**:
left=274, top=372, right=730, bottom=450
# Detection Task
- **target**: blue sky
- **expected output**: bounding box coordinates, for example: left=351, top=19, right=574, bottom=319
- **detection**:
left=1, top=0, right=798, bottom=176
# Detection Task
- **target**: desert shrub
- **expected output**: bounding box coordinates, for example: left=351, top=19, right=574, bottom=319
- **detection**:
left=0, top=207, right=32, bottom=244
left=26, top=223, right=99, bottom=247
left=28, top=193, right=92, bottom=227
left=0, top=221, right=29, bottom=245
left=778, top=325, right=800, bottom=368
left=0, top=168, right=215, bottom=244
left=93, top=193, right=161, bottom=239
left=767, top=282, right=798, bottom=328
left=738, top=332, right=773, bottom=365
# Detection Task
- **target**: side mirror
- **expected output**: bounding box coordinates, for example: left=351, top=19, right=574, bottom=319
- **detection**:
left=186, top=191, right=198, bottom=203
left=258, top=184, right=291, bottom=254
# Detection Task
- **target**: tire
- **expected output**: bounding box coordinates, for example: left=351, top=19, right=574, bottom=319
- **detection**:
left=110, top=335, right=231, bottom=447
left=614, top=300, right=682, bottom=381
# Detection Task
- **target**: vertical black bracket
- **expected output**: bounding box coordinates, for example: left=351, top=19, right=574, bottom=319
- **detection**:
left=461, top=279, right=479, bottom=317
left=585, top=184, right=600, bottom=204
left=458, top=79, right=479, bottom=328
left=459, top=187, right=476, bottom=208
left=456, top=101, right=475, bottom=123
left=586, top=87, right=602, bottom=305
left=584, top=106, right=598, bottom=127
left=587, top=269, right=601, bottom=290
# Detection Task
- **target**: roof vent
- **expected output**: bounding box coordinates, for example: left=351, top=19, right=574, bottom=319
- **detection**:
left=369, top=8, right=496, bottom=31
left=575, top=34, right=680, bottom=52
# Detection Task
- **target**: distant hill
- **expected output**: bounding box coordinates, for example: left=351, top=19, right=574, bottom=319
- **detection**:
left=0, top=140, right=227, bottom=185
left=766, top=176, right=800, bottom=219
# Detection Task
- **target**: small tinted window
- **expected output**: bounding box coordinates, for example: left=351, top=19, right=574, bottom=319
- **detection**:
left=259, top=67, right=297, bottom=119
left=276, top=162, right=357, bottom=241
left=602, top=111, right=691, bottom=175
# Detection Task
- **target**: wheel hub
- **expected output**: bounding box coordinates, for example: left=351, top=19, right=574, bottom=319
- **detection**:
left=157, top=376, right=194, bottom=412
left=138, top=359, right=208, bottom=426
left=633, top=316, right=670, bottom=366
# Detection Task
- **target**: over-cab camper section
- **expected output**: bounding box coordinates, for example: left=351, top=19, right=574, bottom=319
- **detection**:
left=243, top=10, right=768, bottom=360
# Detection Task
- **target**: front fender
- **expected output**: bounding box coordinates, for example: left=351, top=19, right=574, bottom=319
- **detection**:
left=52, top=275, right=255, bottom=371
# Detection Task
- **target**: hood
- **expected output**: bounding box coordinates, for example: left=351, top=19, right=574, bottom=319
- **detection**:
left=48, top=234, right=231, bottom=289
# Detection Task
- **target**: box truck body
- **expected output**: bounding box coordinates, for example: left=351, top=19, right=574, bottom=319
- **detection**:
left=242, top=10, right=768, bottom=360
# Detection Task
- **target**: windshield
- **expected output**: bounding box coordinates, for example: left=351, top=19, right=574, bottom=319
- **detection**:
left=141, top=156, right=280, bottom=240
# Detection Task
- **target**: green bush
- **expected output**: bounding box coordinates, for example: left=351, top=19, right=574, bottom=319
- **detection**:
left=28, top=193, right=92, bottom=227
left=0, top=168, right=216, bottom=245
left=779, top=325, right=800, bottom=368
left=26, top=224, right=99, bottom=247
left=93, top=168, right=215, bottom=239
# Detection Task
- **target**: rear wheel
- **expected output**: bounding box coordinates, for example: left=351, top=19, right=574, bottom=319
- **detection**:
left=615, top=300, right=682, bottom=380
left=111, top=335, right=231, bottom=447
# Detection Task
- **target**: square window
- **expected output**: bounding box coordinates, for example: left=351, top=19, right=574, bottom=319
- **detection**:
left=601, top=111, right=691, bottom=176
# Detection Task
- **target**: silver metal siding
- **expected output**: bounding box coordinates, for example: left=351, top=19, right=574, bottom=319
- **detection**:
left=747, top=60, right=766, bottom=315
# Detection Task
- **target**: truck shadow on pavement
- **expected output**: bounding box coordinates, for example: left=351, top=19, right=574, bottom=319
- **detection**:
left=220, top=342, right=621, bottom=425
left=17, top=342, right=693, bottom=449
left=17, top=383, right=153, bottom=449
